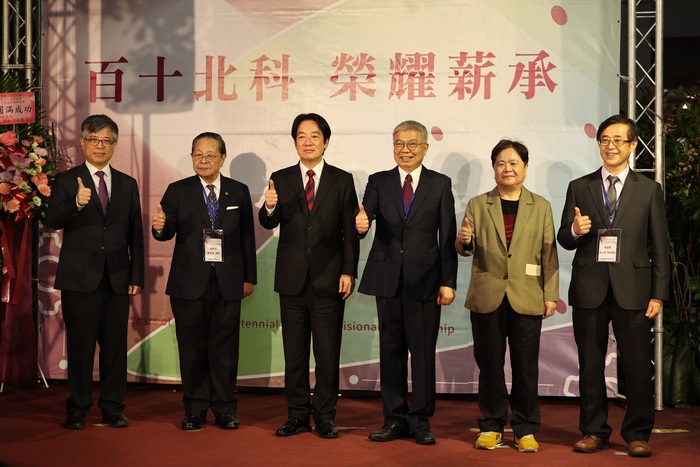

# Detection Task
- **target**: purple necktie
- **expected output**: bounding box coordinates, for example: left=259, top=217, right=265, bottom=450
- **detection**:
left=402, top=173, right=413, bottom=214
left=305, top=170, right=315, bottom=211
left=96, top=170, right=109, bottom=215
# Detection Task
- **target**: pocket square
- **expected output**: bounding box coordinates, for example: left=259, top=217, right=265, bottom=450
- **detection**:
left=226, top=205, right=239, bottom=210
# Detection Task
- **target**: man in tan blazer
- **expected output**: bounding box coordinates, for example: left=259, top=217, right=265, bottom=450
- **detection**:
left=456, top=139, right=559, bottom=453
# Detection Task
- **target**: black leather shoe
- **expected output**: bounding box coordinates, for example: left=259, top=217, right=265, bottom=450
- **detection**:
left=275, top=418, right=312, bottom=436
left=182, top=414, right=203, bottom=431
left=101, top=412, right=129, bottom=428
left=314, top=419, right=339, bottom=439
left=413, top=429, right=436, bottom=445
left=368, top=423, right=410, bottom=442
left=65, top=412, right=86, bottom=430
left=215, top=413, right=240, bottom=430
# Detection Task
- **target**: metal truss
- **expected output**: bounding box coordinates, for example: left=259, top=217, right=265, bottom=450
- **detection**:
left=623, top=0, right=664, bottom=411
left=1, top=0, right=41, bottom=88
left=3, top=0, right=666, bottom=404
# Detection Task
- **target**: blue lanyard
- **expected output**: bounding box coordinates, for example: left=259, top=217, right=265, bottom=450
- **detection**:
left=600, top=176, right=621, bottom=227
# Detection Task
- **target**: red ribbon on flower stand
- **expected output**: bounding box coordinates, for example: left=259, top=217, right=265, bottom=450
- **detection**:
left=0, top=216, right=38, bottom=387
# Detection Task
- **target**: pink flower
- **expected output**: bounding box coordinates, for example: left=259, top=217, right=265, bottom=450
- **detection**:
left=0, top=131, right=19, bottom=146
left=5, top=198, right=20, bottom=213
left=32, top=172, right=49, bottom=186
left=37, top=184, right=51, bottom=196
left=34, top=147, right=48, bottom=157
left=0, top=183, right=10, bottom=195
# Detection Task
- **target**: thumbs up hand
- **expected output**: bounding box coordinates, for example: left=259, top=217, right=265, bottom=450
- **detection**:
left=457, top=216, right=473, bottom=245
left=152, top=203, right=166, bottom=231
left=76, top=177, right=92, bottom=206
left=572, top=206, right=591, bottom=235
left=265, top=179, right=278, bottom=210
left=356, top=203, right=369, bottom=234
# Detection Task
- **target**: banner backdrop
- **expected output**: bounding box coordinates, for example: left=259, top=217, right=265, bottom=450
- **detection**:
left=39, top=0, right=622, bottom=396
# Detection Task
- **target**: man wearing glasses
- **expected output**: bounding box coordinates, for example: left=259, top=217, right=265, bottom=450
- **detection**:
left=152, top=132, right=257, bottom=431
left=557, top=115, right=669, bottom=458
left=355, top=120, right=457, bottom=445
left=48, top=114, right=144, bottom=430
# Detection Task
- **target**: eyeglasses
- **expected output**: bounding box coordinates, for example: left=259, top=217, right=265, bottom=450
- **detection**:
left=598, top=138, right=632, bottom=147
left=393, top=140, right=426, bottom=151
left=192, top=153, right=221, bottom=161
left=84, top=137, right=115, bottom=147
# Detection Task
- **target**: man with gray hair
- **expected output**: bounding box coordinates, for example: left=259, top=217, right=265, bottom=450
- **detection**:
left=355, top=120, right=457, bottom=445
left=48, top=114, right=144, bottom=430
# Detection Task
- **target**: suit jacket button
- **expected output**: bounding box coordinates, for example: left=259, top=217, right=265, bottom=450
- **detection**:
left=400, top=248, right=404, bottom=253
left=503, top=274, right=508, bottom=280
left=306, top=248, right=311, bottom=255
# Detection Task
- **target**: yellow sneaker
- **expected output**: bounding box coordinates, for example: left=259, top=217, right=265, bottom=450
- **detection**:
left=515, top=434, right=539, bottom=452
left=475, top=431, right=503, bottom=450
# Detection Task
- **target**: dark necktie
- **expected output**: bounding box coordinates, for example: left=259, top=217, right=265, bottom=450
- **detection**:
left=96, top=170, right=109, bottom=215
left=206, top=184, right=217, bottom=227
left=305, top=170, right=315, bottom=211
left=402, top=173, right=413, bottom=214
left=607, top=175, right=619, bottom=214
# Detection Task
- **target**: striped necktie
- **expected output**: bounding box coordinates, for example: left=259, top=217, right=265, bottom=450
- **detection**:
left=305, top=170, right=315, bottom=211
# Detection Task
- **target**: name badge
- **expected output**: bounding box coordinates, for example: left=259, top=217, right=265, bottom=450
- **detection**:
left=203, top=229, right=224, bottom=262
left=596, top=228, right=621, bottom=262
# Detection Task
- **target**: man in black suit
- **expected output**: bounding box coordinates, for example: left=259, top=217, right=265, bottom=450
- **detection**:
left=259, top=113, right=359, bottom=439
left=557, top=115, right=670, bottom=458
left=48, top=114, right=144, bottom=430
left=152, top=132, right=257, bottom=431
left=355, top=120, right=457, bottom=445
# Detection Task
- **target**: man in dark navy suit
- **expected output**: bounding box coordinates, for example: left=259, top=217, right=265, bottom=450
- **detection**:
left=355, top=120, right=457, bottom=445
left=48, top=114, right=144, bottom=430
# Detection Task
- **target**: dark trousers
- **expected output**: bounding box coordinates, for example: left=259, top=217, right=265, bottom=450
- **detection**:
left=573, top=285, right=654, bottom=442
left=376, top=290, right=441, bottom=433
left=170, top=267, right=241, bottom=417
left=470, top=295, right=543, bottom=438
left=279, top=276, right=344, bottom=423
left=61, top=268, right=129, bottom=415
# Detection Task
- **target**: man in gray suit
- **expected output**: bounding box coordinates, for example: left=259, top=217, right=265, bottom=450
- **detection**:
left=557, top=115, right=669, bottom=458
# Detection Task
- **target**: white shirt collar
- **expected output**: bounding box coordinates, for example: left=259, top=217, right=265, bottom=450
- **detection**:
left=398, top=165, right=422, bottom=187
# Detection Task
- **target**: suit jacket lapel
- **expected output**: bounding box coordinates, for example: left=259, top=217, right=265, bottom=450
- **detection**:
left=386, top=169, right=405, bottom=220
left=289, top=166, right=309, bottom=217
left=486, top=187, right=507, bottom=250
left=79, top=164, right=106, bottom=217
left=612, top=170, right=638, bottom=227
left=191, top=177, right=212, bottom=227
left=509, top=187, right=534, bottom=250
left=407, top=168, right=432, bottom=221
left=214, top=178, right=231, bottom=229
left=310, top=164, right=333, bottom=220
left=586, top=171, right=609, bottom=227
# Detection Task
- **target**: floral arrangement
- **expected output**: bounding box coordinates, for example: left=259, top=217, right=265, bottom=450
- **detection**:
left=0, top=128, right=58, bottom=223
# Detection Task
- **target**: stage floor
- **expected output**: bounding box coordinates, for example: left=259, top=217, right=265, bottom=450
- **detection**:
left=1, top=382, right=699, bottom=466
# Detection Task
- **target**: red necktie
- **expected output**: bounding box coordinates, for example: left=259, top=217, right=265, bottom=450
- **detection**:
left=305, top=170, right=315, bottom=211
left=96, top=170, right=109, bottom=215
left=402, top=173, right=413, bottom=214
